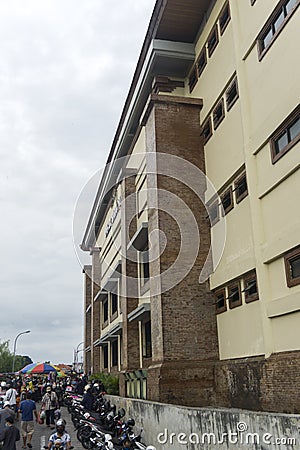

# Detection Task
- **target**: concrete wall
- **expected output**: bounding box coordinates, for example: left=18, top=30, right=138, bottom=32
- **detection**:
left=106, top=395, right=300, bottom=450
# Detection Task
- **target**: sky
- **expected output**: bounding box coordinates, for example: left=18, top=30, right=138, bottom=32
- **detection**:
left=0, top=0, right=156, bottom=366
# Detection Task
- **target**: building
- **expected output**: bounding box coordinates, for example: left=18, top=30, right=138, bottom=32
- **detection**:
left=81, top=0, right=300, bottom=413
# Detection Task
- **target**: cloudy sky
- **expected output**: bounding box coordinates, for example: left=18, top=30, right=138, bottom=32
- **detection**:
left=0, top=0, right=155, bottom=366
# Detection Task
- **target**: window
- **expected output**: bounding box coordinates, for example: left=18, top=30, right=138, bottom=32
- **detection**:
left=196, top=48, right=207, bottom=77
left=213, top=99, right=225, bottom=130
left=103, top=300, right=108, bottom=323
left=219, top=2, right=231, bottom=35
left=221, top=187, right=233, bottom=215
left=243, top=271, right=259, bottom=303
left=226, top=77, right=239, bottom=111
left=270, top=105, right=300, bottom=163
left=215, top=289, right=227, bottom=314
left=234, top=172, right=248, bottom=203
left=258, top=0, right=299, bottom=59
left=111, top=292, right=118, bottom=315
left=140, top=243, right=150, bottom=285
left=228, top=282, right=242, bottom=309
left=103, top=345, right=108, bottom=369
left=207, top=25, right=219, bottom=57
left=188, top=65, right=198, bottom=92
left=111, top=340, right=118, bottom=367
left=284, top=246, right=300, bottom=287
left=143, top=321, right=152, bottom=358
left=207, top=199, right=219, bottom=226
left=201, top=117, right=212, bottom=144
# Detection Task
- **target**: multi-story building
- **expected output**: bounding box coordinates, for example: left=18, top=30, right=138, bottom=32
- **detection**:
left=81, top=0, right=300, bottom=413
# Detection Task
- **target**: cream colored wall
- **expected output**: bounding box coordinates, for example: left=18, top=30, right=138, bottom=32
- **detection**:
left=218, top=300, right=264, bottom=359
left=204, top=102, right=245, bottom=191
left=200, top=0, right=300, bottom=359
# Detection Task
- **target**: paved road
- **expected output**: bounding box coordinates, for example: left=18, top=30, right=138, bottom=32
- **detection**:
left=15, top=404, right=83, bottom=450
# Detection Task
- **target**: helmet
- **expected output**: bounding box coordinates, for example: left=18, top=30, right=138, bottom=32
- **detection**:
left=55, top=419, right=65, bottom=432
left=126, top=418, right=135, bottom=427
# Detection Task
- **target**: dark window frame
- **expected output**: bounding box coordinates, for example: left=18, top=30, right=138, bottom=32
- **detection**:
left=226, top=77, right=239, bottom=111
left=207, top=24, right=219, bottom=57
left=243, top=271, right=259, bottom=303
left=201, top=116, right=213, bottom=144
left=111, top=340, right=118, bottom=367
left=196, top=47, right=207, bottom=78
left=284, top=246, right=300, bottom=287
left=228, top=282, right=242, bottom=309
left=221, top=186, right=234, bottom=215
left=219, top=2, right=231, bottom=35
left=257, top=0, right=299, bottom=60
left=234, top=172, right=248, bottom=204
left=103, top=300, right=109, bottom=324
left=103, top=345, right=108, bottom=369
left=215, top=288, right=227, bottom=314
left=213, top=98, right=225, bottom=130
left=270, top=105, right=300, bottom=163
left=111, top=292, right=118, bottom=316
left=207, top=198, right=220, bottom=227
left=143, top=320, right=152, bottom=358
left=188, top=65, right=198, bottom=92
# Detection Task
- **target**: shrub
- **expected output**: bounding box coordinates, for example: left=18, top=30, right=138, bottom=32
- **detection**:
left=89, top=372, right=119, bottom=395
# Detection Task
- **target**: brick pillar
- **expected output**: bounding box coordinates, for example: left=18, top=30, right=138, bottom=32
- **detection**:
left=83, top=265, right=92, bottom=374
left=91, top=248, right=101, bottom=373
left=119, top=169, right=140, bottom=396
left=143, top=94, right=219, bottom=406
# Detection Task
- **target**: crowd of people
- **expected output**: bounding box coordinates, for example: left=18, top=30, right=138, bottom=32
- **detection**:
left=0, top=373, right=105, bottom=450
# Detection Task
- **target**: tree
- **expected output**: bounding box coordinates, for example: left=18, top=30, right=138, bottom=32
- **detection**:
left=0, top=340, right=33, bottom=373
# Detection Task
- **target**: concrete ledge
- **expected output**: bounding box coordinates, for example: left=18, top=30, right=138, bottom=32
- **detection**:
left=106, top=395, right=300, bottom=450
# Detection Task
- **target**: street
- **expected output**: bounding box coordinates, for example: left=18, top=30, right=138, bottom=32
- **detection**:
left=16, top=405, right=83, bottom=450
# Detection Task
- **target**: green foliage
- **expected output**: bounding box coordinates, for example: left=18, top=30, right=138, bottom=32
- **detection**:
left=0, top=340, right=33, bottom=373
left=89, top=372, right=119, bottom=395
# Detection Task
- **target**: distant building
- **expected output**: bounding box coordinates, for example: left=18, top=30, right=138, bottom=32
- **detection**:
left=81, top=0, right=300, bottom=413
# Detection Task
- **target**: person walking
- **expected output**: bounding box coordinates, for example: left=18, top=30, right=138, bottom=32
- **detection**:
left=41, top=386, right=58, bottom=429
left=18, top=392, right=38, bottom=449
left=4, top=385, right=18, bottom=416
left=0, top=416, right=20, bottom=450
left=0, top=402, right=15, bottom=435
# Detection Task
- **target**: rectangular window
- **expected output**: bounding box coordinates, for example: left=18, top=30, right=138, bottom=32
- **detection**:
left=111, top=292, right=118, bottom=315
left=201, top=117, right=212, bottom=144
left=215, top=288, right=227, bottom=314
left=228, top=282, right=242, bottom=309
left=207, top=25, right=219, bottom=57
left=207, top=199, right=219, bottom=226
left=234, top=172, right=248, bottom=203
left=188, top=65, right=198, bottom=92
left=284, top=246, right=300, bottom=287
left=221, top=186, right=234, bottom=215
left=226, top=77, right=239, bottom=111
left=258, top=0, right=299, bottom=59
left=219, top=2, right=231, bottom=35
left=111, top=340, right=118, bottom=367
left=103, top=345, right=108, bottom=369
left=213, top=99, right=225, bottom=130
left=243, top=271, right=259, bottom=303
left=270, top=105, right=300, bottom=163
left=103, top=300, right=108, bottom=323
left=196, top=48, right=207, bottom=77
left=140, top=243, right=150, bottom=285
left=143, top=321, right=152, bottom=358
